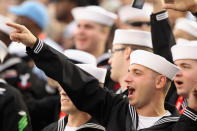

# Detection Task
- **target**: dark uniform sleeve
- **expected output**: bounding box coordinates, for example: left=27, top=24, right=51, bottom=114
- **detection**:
left=151, top=11, right=178, bottom=105
left=26, top=40, right=127, bottom=126
left=151, top=11, right=197, bottom=131
left=151, top=11, right=175, bottom=63
left=0, top=82, right=32, bottom=131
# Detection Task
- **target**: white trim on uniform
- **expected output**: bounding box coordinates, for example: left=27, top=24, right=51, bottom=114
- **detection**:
left=183, top=108, right=197, bottom=121
left=156, top=11, right=168, bottom=21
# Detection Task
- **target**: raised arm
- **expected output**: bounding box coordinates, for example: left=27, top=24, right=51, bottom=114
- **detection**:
left=163, top=0, right=197, bottom=14
left=151, top=0, right=175, bottom=63
left=7, top=22, right=128, bottom=126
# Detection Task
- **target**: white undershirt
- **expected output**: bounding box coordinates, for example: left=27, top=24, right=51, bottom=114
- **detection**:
left=64, top=125, right=79, bottom=131
left=137, top=110, right=171, bottom=130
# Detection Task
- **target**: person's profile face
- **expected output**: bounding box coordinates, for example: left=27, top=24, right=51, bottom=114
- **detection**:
left=124, top=64, right=155, bottom=108
left=174, top=59, right=197, bottom=98
left=58, top=86, right=78, bottom=114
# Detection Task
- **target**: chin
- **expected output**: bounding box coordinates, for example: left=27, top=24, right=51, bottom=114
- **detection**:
left=177, top=90, right=187, bottom=98
left=61, top=107, right=71, bottom=114
left=129, top=101, right=136, bottom=106
left=76, top=45, right=84, bottom=50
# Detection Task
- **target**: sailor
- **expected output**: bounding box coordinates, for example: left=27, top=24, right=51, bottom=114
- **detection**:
left=42, top=64, right=106, bottom=131
left=108, top=29, right=152, bottom=95
left=0, top=40, right=32, bottom=131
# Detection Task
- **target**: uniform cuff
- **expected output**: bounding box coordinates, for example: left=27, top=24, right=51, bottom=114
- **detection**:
left=26, top=38, right=44, bottom=54
left=151, top=11, right=168, bottom=21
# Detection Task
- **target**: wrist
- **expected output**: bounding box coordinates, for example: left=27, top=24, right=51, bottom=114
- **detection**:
left=30, top=37, right=38, bottom=49
left=152, top=1, right=166, bottom=13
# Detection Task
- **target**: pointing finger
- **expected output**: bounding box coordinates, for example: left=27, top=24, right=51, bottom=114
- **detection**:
left=6, top=22, right=25, bottom=32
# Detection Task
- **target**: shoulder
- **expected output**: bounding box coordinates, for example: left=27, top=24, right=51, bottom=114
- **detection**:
left=78, top=118, right=106, bottom=131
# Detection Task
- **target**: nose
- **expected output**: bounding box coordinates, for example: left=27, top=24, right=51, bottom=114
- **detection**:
left=175, top=70, right=182, bottom=77
left=124, top=72, right=132, bottom=84
left=75, top=25, right=86, bottom=35
left=108, top=57, right=112, bottom=65
left=59, top=87, right=67, bottom=96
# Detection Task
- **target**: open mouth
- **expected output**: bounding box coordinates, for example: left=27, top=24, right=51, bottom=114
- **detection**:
left=177, top=81, right=183, bottom=85
left=128, top=87, right=135, bottom=96
left=175, top=80, right=183, bottom=88
left=77, top=37, right=87, bottom=42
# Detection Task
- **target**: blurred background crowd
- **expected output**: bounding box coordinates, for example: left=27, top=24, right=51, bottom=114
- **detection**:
left=0, top=0, right=197, bottom=131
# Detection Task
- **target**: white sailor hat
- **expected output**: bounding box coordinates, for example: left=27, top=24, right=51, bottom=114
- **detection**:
left=174, top=18, right=197, bottom=38
left=0, top=15, right=13, bottom=35
left=64, top=49, right=97, bottom=65
left=71, top=6, right=117, bottom=26
left=0, top=40, right=8, bottom=62
left=113, top=29, right=153, bottom=48
left=130, top=50, right=179, bottom=81
left=118, top=3, right=153, bottom=22
left=76, top=64, right=107, bottom=83
left=8, top=42, right=27, bottom=57
left=171, top=38, right=197, bottom=61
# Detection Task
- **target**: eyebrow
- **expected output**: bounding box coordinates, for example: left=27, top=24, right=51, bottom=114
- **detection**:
left=133, top=68, right=143, bottom=73
left=129, top=67, right=143, bottom=74
left=179, top=63, right=191, bottom=67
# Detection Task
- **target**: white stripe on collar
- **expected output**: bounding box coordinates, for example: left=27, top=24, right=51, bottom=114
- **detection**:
left=183, top=108, right=197, bottom=121
left=182, top=98, right=188, bottom=108
left=154, top=116, right=179, bottom=126
left=129, top=104, right=180, bottom=129
left=129, top=104, right=137, bottom=130
left=58, top=117, right=65, bottom=131
left=0, top=79, right=6, bottom=84
left=78, top=123, right=106, bottom=131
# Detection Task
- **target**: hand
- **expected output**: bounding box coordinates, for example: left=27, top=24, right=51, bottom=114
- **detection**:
left=163, top=0, right=197, bottom=13
left=188, top=85, right=197, bottom=112
left=6, top=22, right=37, bottom=48
left=47, top=77, right=61, bottom=89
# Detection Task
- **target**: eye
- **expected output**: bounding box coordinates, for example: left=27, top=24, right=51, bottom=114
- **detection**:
left=135, top=72, right=140, bottom=75
left=181, top=64, right=191, bottom=70
left=134, top=70, right=141, bottom=75
left=77, top=24, right=81, bottom=28
left=85, top=24, right=94, bottom=29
